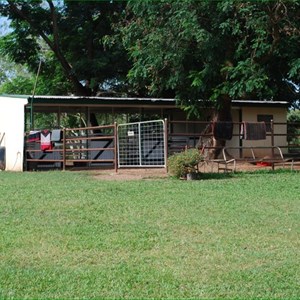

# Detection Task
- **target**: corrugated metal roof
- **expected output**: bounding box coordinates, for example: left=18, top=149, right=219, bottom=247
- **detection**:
left=232, top=99, right=288, bottom=106
left=28, top=95, right=175, bottom=102
left=1, top=94, right=289, bottom=107
left=29, top=95, right=288, bottom=105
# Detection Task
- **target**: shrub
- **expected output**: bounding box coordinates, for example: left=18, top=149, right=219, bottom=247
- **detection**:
left=168, top=148, right=203, bottom=178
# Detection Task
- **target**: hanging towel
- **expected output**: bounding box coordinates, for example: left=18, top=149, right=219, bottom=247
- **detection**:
left=40, top=130, right=52, bottom=151
left=242, top=122, right=266, bottom=140
left=51, top=129, right=62, bottom=142
left=212, top=121, right=233, bottom=140
left=28, top=131, right=40, bottom=142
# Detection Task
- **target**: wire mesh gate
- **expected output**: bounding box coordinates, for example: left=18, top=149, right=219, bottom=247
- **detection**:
left=117, top=120, right=167, bottom=168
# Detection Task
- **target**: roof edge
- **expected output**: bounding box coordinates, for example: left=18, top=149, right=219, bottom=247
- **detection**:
left=0, top=94, right=289, bottom=106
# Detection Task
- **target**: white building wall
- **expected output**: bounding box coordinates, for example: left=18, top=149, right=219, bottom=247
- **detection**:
left=0, top=96, right=28, bottom=171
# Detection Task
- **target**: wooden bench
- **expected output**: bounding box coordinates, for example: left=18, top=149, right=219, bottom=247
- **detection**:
left=219, top=146, right=295, bottom=172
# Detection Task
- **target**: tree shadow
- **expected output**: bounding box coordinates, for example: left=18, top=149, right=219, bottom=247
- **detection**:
left=197, top=172, right=235, bottom=180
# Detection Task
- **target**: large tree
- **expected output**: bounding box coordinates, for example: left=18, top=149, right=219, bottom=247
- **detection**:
left=119, top=0, right=299, bottom=156
left=0, top=0, right=129, bottom=96
left=121, top=0, right=300, bottom=112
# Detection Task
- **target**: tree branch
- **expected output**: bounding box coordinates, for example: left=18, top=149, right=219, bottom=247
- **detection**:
left=47, top=0, right=59, bottom=51
left=7, top=0, right=54, bottom=51
left=6, top=0, right=87, bottom=95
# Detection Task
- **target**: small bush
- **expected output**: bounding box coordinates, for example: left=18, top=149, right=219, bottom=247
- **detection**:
left=168, top=148, right=203, bottom=178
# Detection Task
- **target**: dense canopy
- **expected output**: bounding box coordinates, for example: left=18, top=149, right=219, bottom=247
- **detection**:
left=0, top=0, right=299, bottom=112
left=121, top=0, right=300, bottom=113
left=0, top=0, right=129, bottom=96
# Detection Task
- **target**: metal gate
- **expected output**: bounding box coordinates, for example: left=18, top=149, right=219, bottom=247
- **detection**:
left=117, top=120, right=166, bottom=168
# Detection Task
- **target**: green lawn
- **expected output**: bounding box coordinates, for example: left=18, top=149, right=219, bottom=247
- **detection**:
left=0, top=170, right=299, bottom=299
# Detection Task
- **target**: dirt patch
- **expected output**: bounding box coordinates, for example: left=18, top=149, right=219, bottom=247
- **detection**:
left=91, top=162, right=299, bottom=181
left=92, top=168, right=168, bottom=181
left=198, top=160, right=298, bottom=173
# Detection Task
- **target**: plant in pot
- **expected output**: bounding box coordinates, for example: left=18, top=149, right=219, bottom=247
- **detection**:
left=168, top=148, right=203, bottom=179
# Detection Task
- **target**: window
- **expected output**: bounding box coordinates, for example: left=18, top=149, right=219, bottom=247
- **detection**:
left=257, top=114, right=273, bottom=132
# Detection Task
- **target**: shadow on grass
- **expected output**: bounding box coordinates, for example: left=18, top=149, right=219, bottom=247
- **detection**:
left=170, top=168, right=299, bottom=181
left=198, top=172, right=235, bottom=180
left=168, top=172, right=234, bottom=180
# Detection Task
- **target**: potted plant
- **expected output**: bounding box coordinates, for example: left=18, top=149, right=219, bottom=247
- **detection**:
left=168, top=148, right=203, bottom=179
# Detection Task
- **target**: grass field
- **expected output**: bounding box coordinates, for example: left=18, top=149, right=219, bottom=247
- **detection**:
left=0, top=170, right=299, bottom=299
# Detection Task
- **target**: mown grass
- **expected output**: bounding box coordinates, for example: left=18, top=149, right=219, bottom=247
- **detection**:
left=0, top=170, right=299, bottom=299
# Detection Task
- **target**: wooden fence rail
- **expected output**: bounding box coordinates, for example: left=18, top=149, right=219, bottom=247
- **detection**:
left=24, top=120, right=300, bottom=171
left=25, top=123, right=118, bottom=171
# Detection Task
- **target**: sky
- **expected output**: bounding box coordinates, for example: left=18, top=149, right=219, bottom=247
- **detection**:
left=0, top=16, right=12, bottom=36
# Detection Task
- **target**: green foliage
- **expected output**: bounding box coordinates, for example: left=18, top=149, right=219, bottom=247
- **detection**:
left=0, top=54, right=34, bottom=94
left=24, top=112, right=89, bottom=132
left=287, top=109, right=300, bottom=150
left=0, top=76, right=34, bottom=95
left=288, top=109, right=300, bottom=123
left=0, top=1, right=129, bottom=95
left=59, top=2, right=129, bottom=85
left=168, top=148, right=203, bottom=178
left=0, top=61, right=71, bottom=96
left=288, top=58, right=300, bottom=80
left=121, top=0, right=300, bottom=113
left=1, top=0, right=299, bottom=110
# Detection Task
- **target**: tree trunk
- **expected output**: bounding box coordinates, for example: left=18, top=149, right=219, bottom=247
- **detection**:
left=210, top=96, right=233, bottom=159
